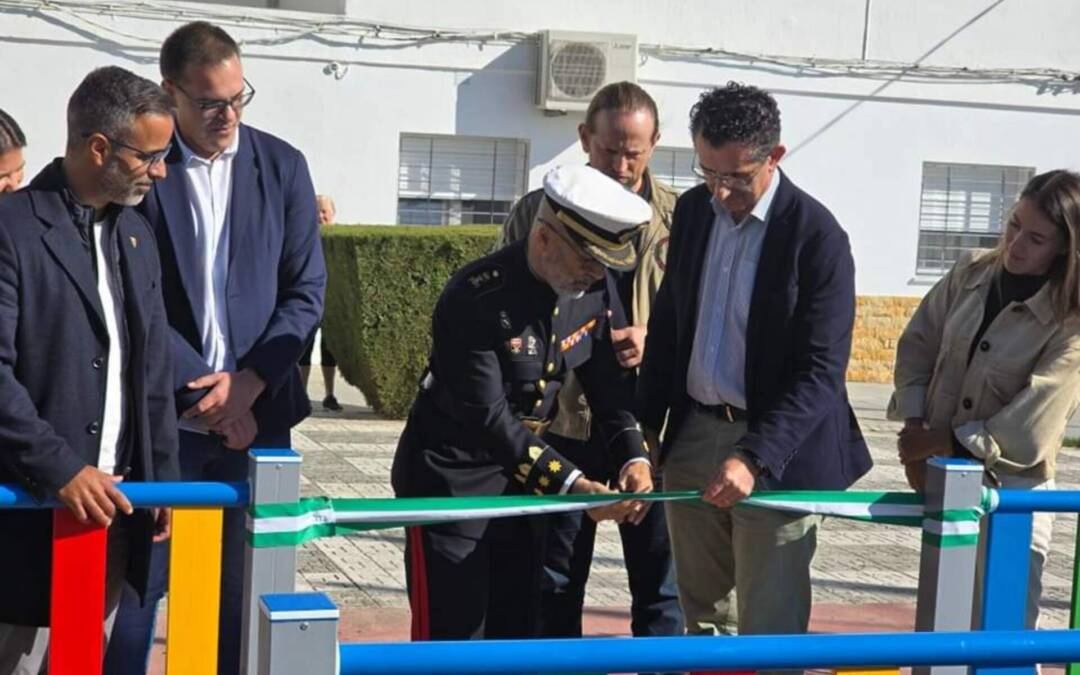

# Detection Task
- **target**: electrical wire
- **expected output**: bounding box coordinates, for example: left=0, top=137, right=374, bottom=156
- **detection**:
left=1, top=0, right=1077, bottom=89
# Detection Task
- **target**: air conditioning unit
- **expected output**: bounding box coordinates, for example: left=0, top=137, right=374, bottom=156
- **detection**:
left=536, top=30, right=638, bottom=112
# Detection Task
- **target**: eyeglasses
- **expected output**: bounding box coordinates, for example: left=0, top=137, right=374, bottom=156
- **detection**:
left=85, top=133, right=172, bottom=167
left=172, top=78, right=256, bottom=116
left=691, top=157, right=770, bottom=189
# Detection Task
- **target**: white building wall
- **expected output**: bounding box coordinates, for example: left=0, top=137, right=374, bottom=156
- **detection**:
left=2, top=0, right=1079, bottom=296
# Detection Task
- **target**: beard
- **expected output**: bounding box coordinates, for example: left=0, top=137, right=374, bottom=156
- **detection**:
left=549, top=273, right=592, bottom=298
left=101, top=158, right=151, bottom=206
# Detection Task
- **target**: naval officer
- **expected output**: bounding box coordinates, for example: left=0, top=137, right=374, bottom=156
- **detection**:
left=392, top=165, right=655, bottom=641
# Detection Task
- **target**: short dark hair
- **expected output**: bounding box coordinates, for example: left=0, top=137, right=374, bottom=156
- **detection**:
left=160, top=21, right=241, bottom=82
left=689, top=82, right=780, bottom=159
left=584, top=81, right=660, bottom=139
left=66, top=66, right=173, bottom=151
left=0, top=109, right=26, bottom=153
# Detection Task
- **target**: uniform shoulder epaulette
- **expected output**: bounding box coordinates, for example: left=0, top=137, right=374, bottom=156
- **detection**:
left=463, top=263, right=506, bottom=297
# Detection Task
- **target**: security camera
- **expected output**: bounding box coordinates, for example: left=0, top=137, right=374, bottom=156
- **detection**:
left=323, top=62, right=348, bottom=79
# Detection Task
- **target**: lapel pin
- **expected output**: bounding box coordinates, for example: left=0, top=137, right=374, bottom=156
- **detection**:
left=129, top=236, right=138, bottom=248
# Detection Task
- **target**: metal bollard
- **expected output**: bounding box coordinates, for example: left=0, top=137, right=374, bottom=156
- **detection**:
left=914, top=457, right=984, bottom=675
left=241, top=449, right=302, bottom=675
left=258, top=592, right=339, bottom=675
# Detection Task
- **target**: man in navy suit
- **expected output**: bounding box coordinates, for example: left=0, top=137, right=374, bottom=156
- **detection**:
left=0, top=66, right=179, bottom=674
left=105, top=21, right=325, bottom=675
left=637, top=83, right=871, bottom=643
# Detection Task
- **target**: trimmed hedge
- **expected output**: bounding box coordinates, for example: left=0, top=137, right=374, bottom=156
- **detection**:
left=321, top=225, right=499, bottom=418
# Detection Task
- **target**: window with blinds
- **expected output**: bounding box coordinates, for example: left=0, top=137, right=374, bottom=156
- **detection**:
left=649, top=146, right=702, bottom=193
left=397, top=134, right=529, bottom=225
left=916, top=162, right=1035, bottom=275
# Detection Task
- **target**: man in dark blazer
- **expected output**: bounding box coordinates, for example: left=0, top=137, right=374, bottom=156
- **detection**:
left=637, top=83, right=871, bottom=643
left=105, top=21, right=325, bottom=675
left=0, top=66, right=179, bottom=673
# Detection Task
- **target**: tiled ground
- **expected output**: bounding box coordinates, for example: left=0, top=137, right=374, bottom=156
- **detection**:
left=147, top=381, right=1080, bottom=673
left=288, top=383, right=1080, bottom=629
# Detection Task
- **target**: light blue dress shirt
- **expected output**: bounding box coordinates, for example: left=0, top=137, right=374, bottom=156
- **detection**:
left=686, top=171, right=780, bottom=408
left=175, top=131, right=239, bottom=375
left=176, top=131, right=240, bottom=434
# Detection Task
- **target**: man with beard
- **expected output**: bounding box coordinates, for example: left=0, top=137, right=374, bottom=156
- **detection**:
left=498, top=82, right=683, bottom=648
left=106, top=20, right=325, bottom=675
left=0, top=66, right=179, bottom=673
left=393, top=165, right=654, bottom=641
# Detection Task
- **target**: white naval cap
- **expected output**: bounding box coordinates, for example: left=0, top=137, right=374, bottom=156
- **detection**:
left=541, top=165, right=652, bottom=271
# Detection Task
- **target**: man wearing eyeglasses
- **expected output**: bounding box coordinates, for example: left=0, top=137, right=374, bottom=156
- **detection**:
left=638, top=83, right=872, bottom=648
left=0, top=66, right=179, bottom=674
left=104, top=20, right=325, bottom=675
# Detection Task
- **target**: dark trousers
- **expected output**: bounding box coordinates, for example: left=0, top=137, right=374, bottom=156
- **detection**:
left=104, top=429, right=290, bottom=675
left=405, top=516, right=544, bottom=640
left=540, top=433, right=684, bottom=644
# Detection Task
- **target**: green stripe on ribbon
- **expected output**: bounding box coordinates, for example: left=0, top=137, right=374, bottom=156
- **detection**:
left=247, top=488, right=997, bottom=548
left=741, top=490, right=926, bottom=526
left=922, top=532, right=981, bottom=548
left=918, top=490, right=994, bottom=549
left=248, top=492, right=698, bottom=548
left=925, top=508, right=986, bottom=522
left=744, top=490, right=924, bottom=504
left=252, top=491, right=698, bottom=519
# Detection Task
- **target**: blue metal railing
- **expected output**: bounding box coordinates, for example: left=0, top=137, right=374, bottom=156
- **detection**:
left=994, top=489, right=1080, bottom=513
left=1, top=475, right=1078, bottom=674
left=338, top=630, right=1080, bottom=674
left=0, top=481, right=249, bottom=508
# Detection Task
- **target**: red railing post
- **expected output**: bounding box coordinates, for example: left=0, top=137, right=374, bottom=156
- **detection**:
left=48, top=509, right=107, bottom=675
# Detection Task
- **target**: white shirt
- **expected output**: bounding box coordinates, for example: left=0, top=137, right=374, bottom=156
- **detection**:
left=176, top=131, right=239, bottom=375
left=93, top=219, right=127, bottom=475
left=687, top=170, right=780, bottom=408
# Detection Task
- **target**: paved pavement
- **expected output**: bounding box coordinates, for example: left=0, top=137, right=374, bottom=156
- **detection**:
left=290, top=379, right=1080, bottom=629
left=147, top=377, right=1080, bottom=670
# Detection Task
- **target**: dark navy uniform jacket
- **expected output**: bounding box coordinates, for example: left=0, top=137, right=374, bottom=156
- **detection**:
left=392, top=239, right=648, bottom=501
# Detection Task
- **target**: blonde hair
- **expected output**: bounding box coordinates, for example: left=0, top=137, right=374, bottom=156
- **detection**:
left=986, top=170, right=1080, bottom=319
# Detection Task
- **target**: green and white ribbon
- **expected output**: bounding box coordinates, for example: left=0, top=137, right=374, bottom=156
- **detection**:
left=248, top=491, right=697, bottom=548
left=247, top=488, right=997, bottom=549
left=921, top=508, right=984, bottom=548
left=742, top=488, right=994, bottom=548
left=741, top=490, right=926, bottom=526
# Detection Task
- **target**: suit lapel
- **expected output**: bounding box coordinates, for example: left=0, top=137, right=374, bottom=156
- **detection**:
left=32, top=190, right=107, bottom=331
left=115, top=210, right=148, bottom=350
left=684, top=190, right=714, bottom=332
left=746, top=171, right=794, bottom=373
left=228, top=126, right=262, bottom=268
left=156, top=144, right=203, bottom=313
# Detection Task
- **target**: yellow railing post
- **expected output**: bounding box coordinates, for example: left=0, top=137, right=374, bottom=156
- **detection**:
left=165, top=507, right=224, bottom=675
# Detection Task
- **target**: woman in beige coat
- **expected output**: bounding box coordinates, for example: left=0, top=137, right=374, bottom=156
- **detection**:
left=889, top=169, right=1080, bottom=628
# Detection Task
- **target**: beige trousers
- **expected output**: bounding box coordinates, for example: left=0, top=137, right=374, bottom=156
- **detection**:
left=663, top=407, right=820, bottom=638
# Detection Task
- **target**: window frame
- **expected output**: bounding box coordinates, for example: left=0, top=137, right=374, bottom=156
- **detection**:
left=914, top=161, right=1035, bottom=277
left=396, top=132, right=530, bottom=226
left=649, top=145, right=702, bottom=193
